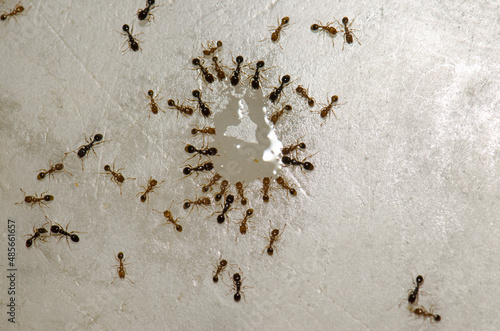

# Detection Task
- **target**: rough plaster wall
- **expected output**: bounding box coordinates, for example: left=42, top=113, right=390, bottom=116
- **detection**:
left=0, top=0, right=499, bottom=330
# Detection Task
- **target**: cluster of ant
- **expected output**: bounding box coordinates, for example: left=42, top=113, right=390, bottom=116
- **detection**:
left=121, top=0, right=159, bottom=52
left=405, top=275, right=442, bottom=323
left=24, top=219, right=80, bottom=249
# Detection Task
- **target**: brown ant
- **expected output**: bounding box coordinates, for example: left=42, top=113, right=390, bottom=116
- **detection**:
left=50, top=221, right=81, bottom=248
left=261, top=177, right=272, bottom=202
left=16, top=189, right=54, bottom=210
left=68, top=133, right=107, bottom=170
left=136, top=177, right=163, bottom=203
left=264, top=16, right=290, bottom=48
left=182, top=161, right=214, bottom=178
left=191, top=125, right=216, bottom=137
left=316, top=95, right=341, bottom=124
left=101, top=162, right=135, bottom=195
left=215, top=180, right=229, bottom=201
left=202, top=173, right=222, bottom=192
left=121, top=24, right=141, bottom=52
left=212, top=256, right=228, bottom=283
left=269, top=75, right=291, bottom=103
left=153, top=202, right=183, bottom=232
left=310, top=20, right=337, bottom=46
left=182, top=196, right=211, bottom=214
left=111, top=252, right=134, bottom=285
left=230, top=56, right=245, bottom=86
left=36, top=158, right=72, bottom=182
left=235, top=209, right=254, bottom=241
left=281, top=155, right=315, bottom=171
left=295, top=85, right=315, bottom=107
left=235, top=181, right=248, bottom=205
left=145, top=89, right=164, bottom=117
left=192, top=58, right=215, bottom=84
left=202, top=40, right=223, bottom=56
left=167, top=99, right=195, bottom=117
left=191, top=90, right=211, bottom=117
left=1, top=2, right=25, bottom=22
left=25, top=223, right=49, bottom=248
left=276, top=176, right=297, bottom=197
left=137, top=0, right=156, bottom=22
left=211, top=56, right=226, bottom=81
left=335, top=16, right=361, bottom=49
left=268, top=104, right=292, bottom=125
left=281, top=139, right=306, bottom=157
left=408, top=305, right=441, bottom=323
left=408, top=275, right=424, bottom=304
left=249, top=61, right=266, bottom=90
left=262, top=221, right=286, bottom=256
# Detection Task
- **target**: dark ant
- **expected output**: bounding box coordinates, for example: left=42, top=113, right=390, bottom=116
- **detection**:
left=192, top=58, right=215, bottom=84
left=121, top=24, right=141, bottom=52
left=230, top=272, right=248, bottom=302
left=408, top=305, right=441, bottom=323
left=235, top=209, right=254, bottom=241
left=191, top=90, right=211, bottom=117
left=262, top=221, right=286, bottom=256
left=336, top=16, right=361, bottom=49
left=215, top=180, right=229, bottom=201
left=145, top=89, right=164, bottom=117
left=25, top=224, right=49, bottom=248
left=230, top=56, right=245, bottom=86
left=167, top=99, right=195, bottom=117
left=317, top=95, right=340, bottom=122
left=281, top=155, right=315, bottom=171
left=310, top=20, right=337, bottom=46
left=202, top=40, right=223, bottom=56
left=182, top=161, right=214, bottom=177
left=191, top=126, right=216, bottom=137
left=16, top=189, right=54, bottom=209
left=250, top=61, right=265, bottom=90
left=408, top=275, right=424, bottom=304
left=185, top=144, right=218, bottom=160
left=265, top=16, right=290, bottom=46
left=111, top=252, right=134, bottom=285
left=137, top=0, right=156, bottom=21
left=281, top=139, right=306, bottom=156
left=268, top=104, right=292, bottom=125
left=153, top=203, right=183, bottom=232
left=1, top=2, right=25, bottom=22
left=137, top=177, right=163, bottom=203
left=36, top=158, right=72, bottom=182
left=50, top=221, right=81, bottom=247
left=182, top=196, right=211, bottom=214
left=235, top=181, right=248, bottom=205
left=295, top=85, right=315, bottom=107
left=216, top=194, right=234, bottom=224
left=269, top=75, right=291, bottom=103
left=69, top=133, right=107, bottom=170
left=276, top=176, right=297, bottom=197
left=261, top=177, right=272, bottom=202
left=212, top=256, right=228, bottom=283
left=202, top=173, right=222, bottom=192
left=101, top=162, right=135, bottom=195
left=211, top=56, right=226, bottom=81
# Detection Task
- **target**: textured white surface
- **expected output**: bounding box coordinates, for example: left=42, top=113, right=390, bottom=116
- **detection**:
left=0, top=0, right=499, bottom=330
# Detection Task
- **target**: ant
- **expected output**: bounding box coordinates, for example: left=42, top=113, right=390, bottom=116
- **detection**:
left=192, top=58, right=215, bottom=84
left=235, top=208, right=254, bottom=241
left=216, top=194, right=234, bottom=224
left=202, top=40, right=223, bottom=56
left=269, top=75, right=291, bottom=103
left=310, top=21, right=337, bottom=46
left=111, top=252, right=134, bottom=285
left=185, top=144, right=218, bottom=160
left=250, top=61, right=265, bottom=90
left=137, top=0, right=156, bottom=21
left=276, top=176, right=297, bottom=197
left=262, top=221, right=286, bottom=256
left=25, top=223, right=49, bottom=248
left=153, top=203, right=183, bottom=232
left=235, top=181, right=248, bottom=205
left=182, top=161, right=214, bottom=178
left=268, top=104, right=292, bottom=125
left=336, top=16, right=361, bottom=49
left=408, top=275, right=424, bottom=304
left=408, top=305, right=441, bottom=323
left=317, top=95, right=341, bottom=123
left=182, top=196, right=211, bottom=214
left=211, top=56, right=226, bottom=81
left=212, top=256, right=228, bottom=283
left=101, top=162, right=135, bottom=195
left=167, top=99, right=195, bottom=117
left=191, top=90, right=211, bottom=117
left=215, top=180, right=229, bottom=201
left=145, top=89, right=164, bottom=117
left=16, top=189, right=54, bottom=209
left=202, top=173, right=222, bottom=192
left=230, top=56, right=245, bottom=86
left=229, top=272, right=248, bottom=302
left=295, top=85, right=315, bottom=107
left=281, top=139, right=306, bottom=157
left=281, top=155, right=315, bottom=171
left=36, top=158, right=72, bottom=182
left=191, top=126, right=216, bottom=137
left=1, top=2, right=25, bottom=22
left=121, top=24, right=141, bottom=52
left=69, top=133, right=106, bottom=170
left=50, top=221, right=81, bottom=247
left=261, top=177, right=272, bottom=203
left=264, top=16, right=290, bottom=47
left=137, top=177, right=163, bottom=203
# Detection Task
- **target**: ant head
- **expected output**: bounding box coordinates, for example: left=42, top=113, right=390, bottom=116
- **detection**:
left=220, top=259, right=228, bottom=266
left=296, top=86, right=304, bottom=93
left=235, top=182, right=243, bottom=189
left=150, top=179, right=158, bottom=186
left=283, top=105, right=292, bottom=112
left=217, top=214, right=225, bottom=224
left=50, top=225, right=60, bottom=233
left=38, top=228, right=48, bottom=234
left=235, top=56, right=243, bottom=64
left=201, top=107, right=211, bottom=117
left=276, top=176, right=284, bottom=184
left=281, top=156, right=292, bottom=165
left=416, top=275, right=424, bottom=285
left=226, top=195, right=235, bottom=204
left=138, top=10, right=148, bottom=20
left=167, top=99, right=175, bottom=106
left=434, top=315, right=441, bottom=322
left=192, top=58, right=201, bottom=66
left=204, top=162, right=214, bottom=171
left=94, top=134, right=103, bottom=141
left=117, top=252, right=124, bottom=259
left=70, top=234, right=79, bottom=242
left=263, top=195, right=270, bottom=203
left=281, top=75, right=291, bottom=84
left=311, top=24, right=319, bottom=31
left=55, top=163, right=64, bottom=171
left=104, top=165, right=111, bottom=171
left=212, top=275, right=219, bottom=282
left=208, top=147, right=218, bottom=155
left=0, top=14, right=7, bottom=21
left=215, top=193, right=222, bottom=201
left=202, top=186, right=209, bottom=193
left=308, top=99, right=315, bottom=107
left=303, top=162, right=314, bottom=171
left=44, top=195, right=54, bottom=202
left=175, top=225, right=183, bottom=232
left=192, top=90, right=200, bottom=98
left=233, top=273, right=241, bottom=281
left=183, top=202, right=191, bottom=209
left=185, top=145, right=196, bottom=153
left=140, top=195, right=147, bottom=202
left=257, top=60, right=265, bottom=68
left=201, top=197, right=211, bottom=205
left=282, top=17, right=290, bottom=25
left=216, top=40, right=223, bottom=47
left=299, top=142, right=306, bottom=149
left=183, top=167, right=192, bottom=175
left=122, top=24, right=130, bottom=32
left=246, top=209, right=253, bottom=216
left=342, top=17, right=349, bottom=25
left=148, top=0, right=155, bottom=5
left=37, top=172, right=46, bottom=180
left=271, top=229, right=280, bottom=236
left=290, top=188, right=297, bottom=196
left=191, top=128, right=198, bottom=135
left=263, top=177, right=270, bottom=184
left=147, top=90, right=154, bottom=97
left=212, top=56, right=218, bottom=62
